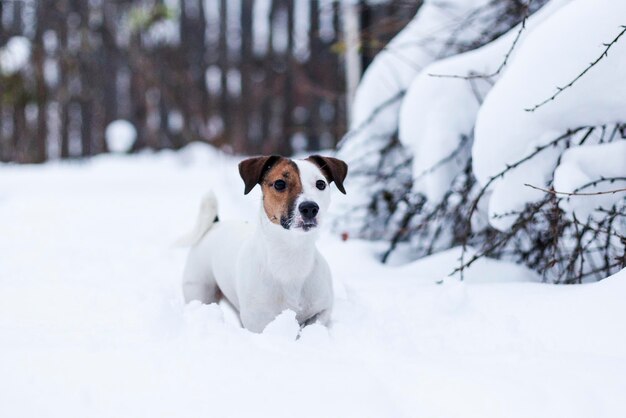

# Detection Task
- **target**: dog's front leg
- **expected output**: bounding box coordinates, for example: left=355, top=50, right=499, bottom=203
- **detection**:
left=240, top=306, right=281, bottom=333
left=314, top=308, right=331, bottom=326
left=236, top=260, right=284, bottom=333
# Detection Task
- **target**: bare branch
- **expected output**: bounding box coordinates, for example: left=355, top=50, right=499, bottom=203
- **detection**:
left=524, top=181, right=626, bottom=196
left=427, top=0, right=533, bottom=81
left=337, top=91, right=406, bottom=148
left=455, top=126, right=589, bottom=279
left=466, top=127, right=588, bottom=225
left=412, top=134, right=470, bottom=183
left=525, top=25, right=626, bottom=112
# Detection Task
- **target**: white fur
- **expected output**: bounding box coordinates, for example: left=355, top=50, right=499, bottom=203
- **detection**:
left=182, top=160, right=334, bottom=333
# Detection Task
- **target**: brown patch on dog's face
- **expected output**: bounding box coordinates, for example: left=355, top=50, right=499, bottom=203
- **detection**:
left=260, top=159, right=303, bottom=229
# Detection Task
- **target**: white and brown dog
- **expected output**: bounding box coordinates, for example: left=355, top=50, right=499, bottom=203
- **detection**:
left=182, top=155, right=348, bottom=333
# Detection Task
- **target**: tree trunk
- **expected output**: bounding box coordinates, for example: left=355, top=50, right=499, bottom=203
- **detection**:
left=58, top=6, right=70, bottom=159
left=306, top=0, right=321, bottom=151
left=218, top=0, right=230, bottom=144
left=358, top=0, right=373, bottom=71
left=239, top=0, right=253, bottom=153
left=261, top=0, right=277, bottom=154
left=101, top=1, right=118, bottom=150
left=0, top=1, right=4, bottom=160
left=342, top=2, right=361, bottom=124
left=77, top=0, right=92, bottom=156
left=32, top=0, right=48, bottom=163
left=280, top=0, right=294, bottom=155
left=12, top=103, right=25, bottom=162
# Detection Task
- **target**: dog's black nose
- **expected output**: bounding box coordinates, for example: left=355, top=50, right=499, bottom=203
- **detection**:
left=298, top=201, right=319, bottom=220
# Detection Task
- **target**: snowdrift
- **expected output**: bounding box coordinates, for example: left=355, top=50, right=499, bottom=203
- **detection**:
left=1, top=147, right=625, bottom=417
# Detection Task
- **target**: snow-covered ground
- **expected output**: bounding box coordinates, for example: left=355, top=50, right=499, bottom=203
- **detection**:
left=1, top=145, right=625, bottom=418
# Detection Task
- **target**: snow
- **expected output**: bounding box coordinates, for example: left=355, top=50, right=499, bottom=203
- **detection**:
left=364, top=0, right=625, bottom=232
left=1, top=145, right=625, bottom=417
left=0, top=36, right=31, bottom=75
left=261, top=309, right=301, bottom=339
left=397, top=0, right=569, bottom=203
left=339, top=0, right=498, bottom=170
left=349, top=0, right=491, bottom=131
left=144, top=18, right=180, bottom=46
left=105, top=120, right=137, bottom=153
left=473, top=0, right=626, bottom=228
left=553, top=141, right=626, bottom=222
left=337, top=0, right=517, bottom=224
left=336, top=0, right=563, bottom=234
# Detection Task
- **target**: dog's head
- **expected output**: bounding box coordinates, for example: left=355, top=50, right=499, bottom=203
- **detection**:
left=238, top=155, right=348, bottom=233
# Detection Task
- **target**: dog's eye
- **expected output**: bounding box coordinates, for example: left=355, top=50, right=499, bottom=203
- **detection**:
left=274, top=180, right=286, bottom=191
left=316, top=180, right=326, bottom=190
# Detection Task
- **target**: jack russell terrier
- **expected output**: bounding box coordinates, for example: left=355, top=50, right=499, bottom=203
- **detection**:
left=181, top=155, right=348, bottom=333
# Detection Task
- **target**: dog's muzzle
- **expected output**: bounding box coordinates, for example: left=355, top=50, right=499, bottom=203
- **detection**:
left=297, top=201, right=319, bottom=231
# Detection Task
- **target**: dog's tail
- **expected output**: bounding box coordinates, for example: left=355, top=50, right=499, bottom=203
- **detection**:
left=176, top=190, right=219, bottom=247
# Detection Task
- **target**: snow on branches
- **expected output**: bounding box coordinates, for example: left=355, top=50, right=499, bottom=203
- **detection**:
left=337, top=0, right=626, bottom=283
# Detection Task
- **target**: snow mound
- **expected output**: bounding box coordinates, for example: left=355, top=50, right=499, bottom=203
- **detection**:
left=473, top=0, right=626, bottom=228
left=262, top=309, right=300, bottom=340
left=398, top=0, right=568, bottom=202
left=338, top=0, right=521, bottom=212
left=105, top=120, right=137, bottom=153
left=350, top=0, right=492, bottom=131
left=553, top=141, right=626, bottom=222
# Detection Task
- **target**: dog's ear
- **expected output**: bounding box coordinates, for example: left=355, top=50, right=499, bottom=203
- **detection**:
left=306, top=155, right=348, bottom=194
left=238, top=155, right=282, bottom=195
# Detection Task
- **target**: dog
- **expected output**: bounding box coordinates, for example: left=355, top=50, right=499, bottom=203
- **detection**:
left=181, top=155, right=348, bottom=333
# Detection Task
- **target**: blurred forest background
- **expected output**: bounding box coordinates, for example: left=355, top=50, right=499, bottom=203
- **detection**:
left=2, top=0, right=624, bottom=284
left=0, top=0, right=419, bottom=163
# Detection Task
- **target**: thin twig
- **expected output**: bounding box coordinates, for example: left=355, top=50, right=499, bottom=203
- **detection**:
left=573, top=176, right=626, bottom=194
left=337, top=91, right=406, bottom=148
left=466, top=127, right=587, bottom=227
left=428, top=0, right=533, bottom=81
left=455, top=127, right=588, bottom=278
left=412, top=134, right=470, bottom=183
left=525, top=25, right=626, bottom=112
left=524, top=183, right=626, bottom=196
left=450, top=196, right=550, bottom=277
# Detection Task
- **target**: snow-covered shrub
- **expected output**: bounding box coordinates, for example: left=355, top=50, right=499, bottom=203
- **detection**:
left=338, top=0, right=626, bottom=282
left=336, top=0, right=549, bottom=239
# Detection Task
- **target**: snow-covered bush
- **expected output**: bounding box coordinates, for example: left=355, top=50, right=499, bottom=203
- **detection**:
left=338, top=0, right=626, bottom=282
left=336, top=0, right=549, bottom=239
